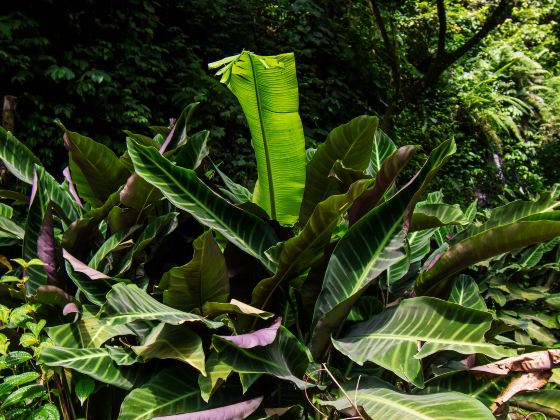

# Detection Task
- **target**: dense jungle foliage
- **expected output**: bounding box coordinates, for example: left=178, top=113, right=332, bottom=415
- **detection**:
left=1, top=0, right=559, bottom=204
left=0, top=1, right=559, bottom=419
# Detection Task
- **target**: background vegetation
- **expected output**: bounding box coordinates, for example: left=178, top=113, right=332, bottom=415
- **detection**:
left=2, top=0, right=558, bottom=204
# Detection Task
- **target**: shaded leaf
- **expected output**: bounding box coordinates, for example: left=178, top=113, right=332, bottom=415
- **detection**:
left=158, top=230, right=228, bottom=312
left=127, top=139, right=278, bottom=271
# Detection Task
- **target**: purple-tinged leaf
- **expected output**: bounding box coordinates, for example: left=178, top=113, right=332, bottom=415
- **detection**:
left=63, top=166, right=83, bottom=208
left=38, top=208, right=57, bottom=285
left=153, top=396, right=263, bottom=420
left=159, top=125, right=176, bottom=154
left=35, top=285, right=77, bottom=309
left=348, top=146, right=417, bottom=226
left=63, top=250, right=109, bottom=280
left=63, top=302, right=80, bottom=316
left=29, top=170, right=38, bottom=208
left=218, top=317, right=281, bottom=349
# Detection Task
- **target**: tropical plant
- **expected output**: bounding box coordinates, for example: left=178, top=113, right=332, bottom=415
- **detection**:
left=0, top=50, right=558, bottom=419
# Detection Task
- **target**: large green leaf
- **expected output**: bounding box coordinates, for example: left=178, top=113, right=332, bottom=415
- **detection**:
left=23, top=171, right=49, bottom=294
left=173, top=130, right=210, bottom=170
left=251, top=179, right=372, bottom=309
left=158, top=230, right=228, bottom=312
left=118, top=365, right=238, bottom=420
left=46, top=318, right=134, bottom=348
left=127, top=139, right=278, bottom=271
left=367, top=128, right=398, bottom=176
left=409, top=203, right=468, bottom=231
left=448, top=275, right=487, bottom=311
left=64, top=259, right=113, bottom=306
left=131, top=324, right=205, bottom=374
left=210, top=52, right=306, bottom=225
left=39, top=347, right=132, bottom=389
left=88, top=226, right=138, bottom=271
left=212, top=325, right=311, bottom=388
left=318, top=376, right=493, bottom=420
left=299, top=115, right=378, bottom=224
left=420, top=371, right=510, bottom=408
left=40, top=167, right=82, bottom=222
left=0, top=126, right=40, bottom=184
left=332, top=297, right=515, bottom=387
left=99, top=283, right=221, bottom=328
left=453, top=192, right=559, bottom=243
left=385, top=228, right=436, bottom=288
left=58, top=122, right=129, bottom=206
left=512, top=390, right=560, bottom=413
left=417, top=213, right=560, bottom=296
left=310, top=140, right=456, bottom=360
left=198, top=353, right=232, bottom=402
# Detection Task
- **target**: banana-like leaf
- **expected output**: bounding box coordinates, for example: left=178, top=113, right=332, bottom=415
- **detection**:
left=158, top=230, right=228, bottom=312
left=512, top=390, right=560, bottom=413
left=252, top=179, right=372, bottom=309
left=212, top=325, right=311, bottom=388
left=23, top=172, right=49, bottom=295
left=173, top=130, right=210, bottom=170
left=310, top=140, right=456, bottom=360
left=127, top=139, right=278, bottom=271
left=213, top=163, right=252, bottom=205
left=115, top=212, right=178, bottom=275
left=159, top=102, right=200, bottom=153
left=0, top=203, right=13, bottom=218
left=118, top=365, right=235, bottom=420
left=453, top=192, right=559, bottom=243
left=119, top=173, right=161, bottom=211
left=88, top=226, right=138, bottom=271
left=299, top=116, right=378, bottom=224
left=449, top=275, right=487, bottom=311
left=417, top=213, right=560, bottom=296
left=39, top=347, right=133, bottom=389
left=420, top=371, right=510, bottom=408
left=218, top=317, right=281, bottom=348
left=410, top=203, right=468, bottom=231
left=385, top=228, right=436, bottom=288
left=367, top=128, right=397, bottom=176
left=198, top=353, right=232, bottom=402
left=211, top=52, right=306, bottom=225
left=332, top=297, right=515, bottom=387
left=58, top=121, right=129, bottom=206
left=0, top=217, right=24, bottom=239
left=348, top=145, right=417, bottom=225
left=153, top=397, right=263, bottom=420
left=99, top=283, right=221, bottom=329
left=46, top=318, right=134, bottom=348
left=131, top=324, right=205, bottom=374
left=201, top=300, right=273, bottom=319
left=39, top=166, right=82, bottom=222
left=0, top=126, right=40, bottom=184
left=64, top=260, right=113, bottom=306
left=318, top=376, right=493, bottom=420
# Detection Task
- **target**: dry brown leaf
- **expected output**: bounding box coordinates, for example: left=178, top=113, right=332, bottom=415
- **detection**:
left=491, top=371, right=550, bottom=414
left=471, top=349, right=560, bottom=375
left=0, top=255, right=12, bottom=271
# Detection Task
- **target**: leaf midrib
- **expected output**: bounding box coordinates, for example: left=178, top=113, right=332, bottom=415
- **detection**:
left=247, top=53, right=276, bottom=220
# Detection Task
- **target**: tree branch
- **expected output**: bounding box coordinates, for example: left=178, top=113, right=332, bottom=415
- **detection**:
left=446, top=0, right=513, bottom=65
left=368, top=0, right=401, bottom=95
left=410, top=0, right=515, bottom=98
left=436, top=0, right=446, bottom=57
